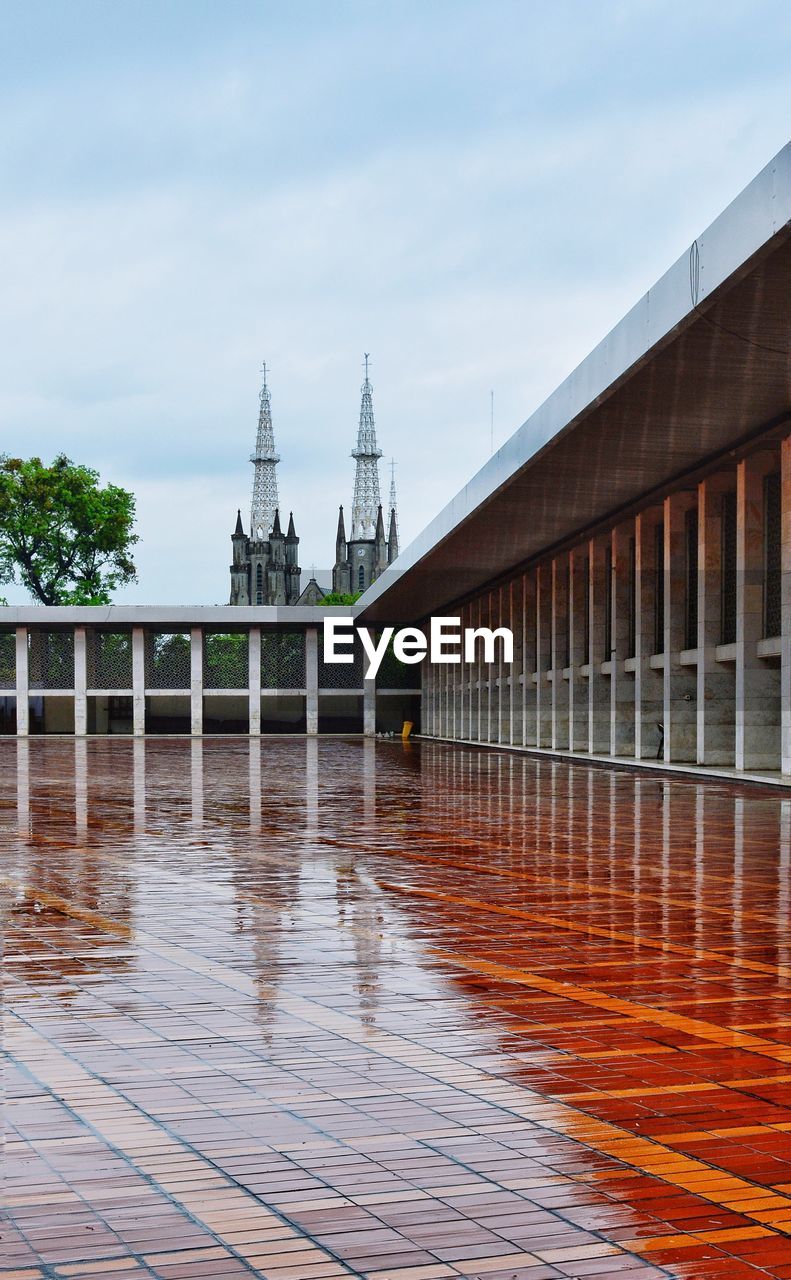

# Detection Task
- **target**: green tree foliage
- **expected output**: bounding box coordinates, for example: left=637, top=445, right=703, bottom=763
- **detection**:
left=0, top=454, right=138, bottom=604
left=319, top=591, right=361, bottom=606
left=204, top=633, right=248, bottom=688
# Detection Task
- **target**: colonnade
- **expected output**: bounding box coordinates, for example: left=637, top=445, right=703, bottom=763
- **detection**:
left=423, top=438, right=791, bottom=776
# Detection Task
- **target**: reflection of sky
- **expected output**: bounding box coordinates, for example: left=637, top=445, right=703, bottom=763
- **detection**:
left=2, top=2, right=791, bottom=601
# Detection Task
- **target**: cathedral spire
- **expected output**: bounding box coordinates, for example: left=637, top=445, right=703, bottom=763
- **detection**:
left=387, top=461, right=399, bottom=562
left=250, top=362, right=281, bottom=541
left=350, top=353, right=382, bottom=540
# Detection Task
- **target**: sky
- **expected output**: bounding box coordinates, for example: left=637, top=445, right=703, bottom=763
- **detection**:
left=2, top=0, right=791, bottom=603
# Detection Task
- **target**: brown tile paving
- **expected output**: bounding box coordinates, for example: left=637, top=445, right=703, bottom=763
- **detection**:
left=3, top=738, right=791, bottom=1277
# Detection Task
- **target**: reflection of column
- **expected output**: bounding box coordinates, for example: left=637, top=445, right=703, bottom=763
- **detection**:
left=191, top=739, right=203, bottom=829
left=15, top=627, right=28, bottom=737
left=249, top=738, right=261, bottom=833
left=780, top=800, right=790, bottom=927
left=133, top=737, right=145, bottom=834
left=190, top=628, right=203, bottom=736
left=132, top=627, right=145, bottom=737
left=74, top=738, right=88, bottom=835
left=305, top=736, right=318, bottom=839
left=248, top=628, right=261, bottom=736
left=305, top=627, right=318, bottom=735
left=363, top=736, right=376, bottom=825
left=74, top=626, right=88, bottom=737
left=16, top=737, right=29, bottom=836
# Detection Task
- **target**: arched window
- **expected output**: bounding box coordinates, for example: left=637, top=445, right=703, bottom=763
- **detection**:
left=358, top=563, right=365, bottom=591
left=256, top=563, right=264, bottom=605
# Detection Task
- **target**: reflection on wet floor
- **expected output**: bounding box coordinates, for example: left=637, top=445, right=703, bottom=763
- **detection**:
left=3, top=737, right=791, bottom=1279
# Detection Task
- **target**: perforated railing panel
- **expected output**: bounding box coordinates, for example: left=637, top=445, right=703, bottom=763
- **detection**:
left=145, top=633, right=190, bottom=689
left=0, top=632, right=15, bottom=689
left=28, top=632, right=74, bottom=689
left=88, top=632, right=133, bottom=689
left=376, top=644, right=421, bottom=689
left=204, top=633, right=249, bottom=689
left=319, top=632, right=364, bottom=688
left=261, top=631, right=305, bottom=689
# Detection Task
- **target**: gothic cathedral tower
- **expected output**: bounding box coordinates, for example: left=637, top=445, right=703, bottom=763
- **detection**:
left=229, top=366, right=301, bottom=605
left=333, top=356, right=398, bottom=595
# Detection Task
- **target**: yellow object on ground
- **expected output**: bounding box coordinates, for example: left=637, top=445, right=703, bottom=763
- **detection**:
left=402, top=720, right=413, bottom=740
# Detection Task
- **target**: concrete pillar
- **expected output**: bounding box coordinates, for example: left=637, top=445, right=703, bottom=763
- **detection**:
left=15, top=627, right=28, bottom=737
left=190, top=627, right=203, bottom=736
left=568, top=549, right=588, bottom=750
left=697, top=474, right=736, bottom=765
left=588, top=537, right=609, bottom=753
left=536, top=564, right=552, bottom=747
left=736, top=452, right=780, bottom=770
left=508, top=580, right=519, bottom=746
left=611, top=524, right=635, bottom=757
left=664, top=491, right=697, bottom=763
left=363, top=667, right=376, bottom=737
left=305, top=626, right=319, bottom=735
left=634, top=511, right=664, bottom=760
left=74, top=626, right=87, bottom=737
left=782, top=437, right=791, bottom=774
left=551, top=556, right=569, bottom=750
left=132, top=627, right=145, bottom=737
left=522, top=571, right=536, bottom=747
left=248, top=628, right=261, bottom=735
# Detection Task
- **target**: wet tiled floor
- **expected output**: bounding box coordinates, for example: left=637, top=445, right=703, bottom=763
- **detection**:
left=3, top=739, right=791, bottom=1280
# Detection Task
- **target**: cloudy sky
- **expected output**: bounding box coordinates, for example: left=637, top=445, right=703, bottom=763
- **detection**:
left=2, top=0, right=790, bottom=602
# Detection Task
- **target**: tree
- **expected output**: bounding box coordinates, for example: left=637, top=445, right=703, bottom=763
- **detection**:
left=0, top=454, right=138, bottom=605
left=319, top=591, right=361, bottom=606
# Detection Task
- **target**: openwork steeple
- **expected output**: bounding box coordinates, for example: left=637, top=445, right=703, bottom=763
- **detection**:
left=350, top=354, right=383, bottom=540
left=250, top=363, right=280, bottom=540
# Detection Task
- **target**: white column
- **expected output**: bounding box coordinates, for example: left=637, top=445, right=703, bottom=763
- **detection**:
left=611, top=524, right=634, bottom=757
left=363, top=666, right=376, bottom=736
left=550, top=556, right=568, bottom=751
left=15, top=627, right=28, bottom=737
left=782, top=437, right=791, bottom=774
left=132, top=626, right=145, bottom=737
left=588, top=538, right=609, bottom=753
left=190, top=627, right=203, bottom=736
left=305, top=627, right=319, bottom=735
left=74, top=626, right=87, bottom=737
left=248, top=628, right=261, bottom=735
left=736, top=452, right=780, bottom=770
left=697, top=474, right=735, bottom=765
left=536, top=564, right=551, bottom=747
left=663, top=491, right=697, bottom=763
left=634, top=511, right=663, bottom=760
left=568, top=550, right=587, bottom=750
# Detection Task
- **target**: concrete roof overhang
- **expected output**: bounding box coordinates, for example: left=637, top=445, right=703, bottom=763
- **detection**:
left=358, top=144, right=791, bottom=625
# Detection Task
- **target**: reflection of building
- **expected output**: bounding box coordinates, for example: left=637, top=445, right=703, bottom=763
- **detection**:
left=333, top=358, right=399, bottom=596
left=229, top=368, right=301, bottom=605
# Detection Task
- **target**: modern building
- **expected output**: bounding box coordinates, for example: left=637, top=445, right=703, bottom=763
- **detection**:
left=229, top=368, right=301, bottom=605
left=359, top=143, right=791, bottom=782
left=333, top=358, right=399, bottom=595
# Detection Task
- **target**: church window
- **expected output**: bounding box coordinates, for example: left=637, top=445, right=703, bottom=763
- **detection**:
left=358, top=563, right=366, bottom=591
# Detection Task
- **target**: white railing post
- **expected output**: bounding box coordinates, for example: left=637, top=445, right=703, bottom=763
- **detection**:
left=248, top=627, right=261, bottom=735
left=190, top=628, right=203, bottom=736
left=15, top=627, right=28, bottom=736
left=74, top=626, right=87, bottom=736
left=132, top=627, right=145, bottom=736
left=305, top=627, right=318, bottom=735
